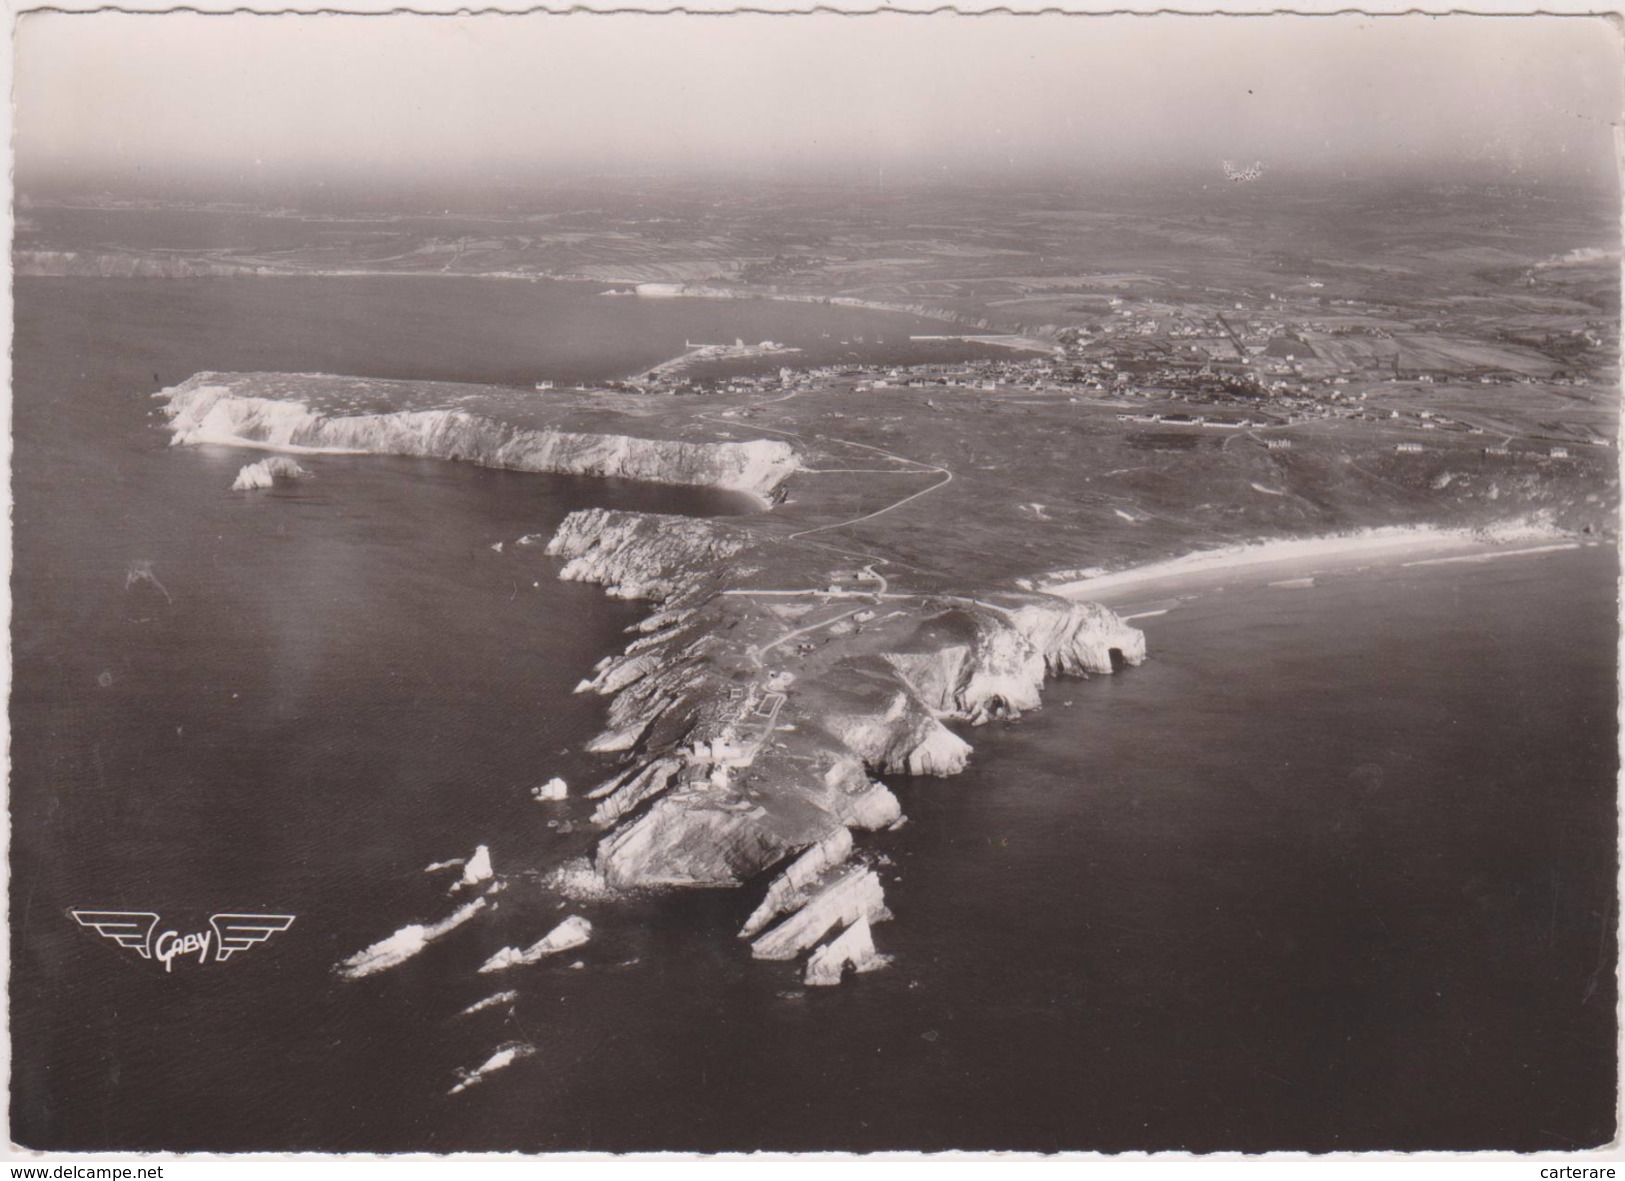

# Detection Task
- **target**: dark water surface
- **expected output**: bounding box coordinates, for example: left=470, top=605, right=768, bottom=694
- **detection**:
left=11, top=277, right=1617, bottom=1152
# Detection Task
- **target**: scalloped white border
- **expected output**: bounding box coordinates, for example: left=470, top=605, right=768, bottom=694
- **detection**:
left=5, top=2, right=1625, bottom=11
left=1, top=0, right=1620, bottom=1166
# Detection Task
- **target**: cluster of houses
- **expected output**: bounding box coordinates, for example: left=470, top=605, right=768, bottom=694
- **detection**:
left=1394, top=441, right=1573, bottom=459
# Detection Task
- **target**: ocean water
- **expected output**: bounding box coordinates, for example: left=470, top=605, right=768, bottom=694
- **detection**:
left=10, top=276, right=1617, bottom=1152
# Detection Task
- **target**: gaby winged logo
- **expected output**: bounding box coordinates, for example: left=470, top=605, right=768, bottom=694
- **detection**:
left=71, top=910, right=295, bottom=973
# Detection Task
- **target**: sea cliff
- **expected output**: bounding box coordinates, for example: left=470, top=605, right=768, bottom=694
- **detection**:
left=160, top=373, right=798, bottom=501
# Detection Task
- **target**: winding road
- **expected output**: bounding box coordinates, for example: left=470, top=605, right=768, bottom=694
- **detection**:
left=698, top=386, right=964, bottom=664
left=697, top=388, right=956, bottom=544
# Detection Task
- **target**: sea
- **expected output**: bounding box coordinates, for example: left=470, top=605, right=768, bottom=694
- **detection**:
left=10, top=274, right=1618, bottom=1153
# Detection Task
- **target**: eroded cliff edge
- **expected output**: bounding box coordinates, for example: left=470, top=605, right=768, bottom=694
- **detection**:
left=161, top=372, right=799, bottom=501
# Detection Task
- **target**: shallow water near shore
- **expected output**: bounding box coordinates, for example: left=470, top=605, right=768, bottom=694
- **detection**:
left=11, top=276, right=1617, bottom=1152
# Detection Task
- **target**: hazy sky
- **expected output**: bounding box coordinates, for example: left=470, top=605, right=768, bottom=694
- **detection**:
left=14, top=12, right=1622, bottom=192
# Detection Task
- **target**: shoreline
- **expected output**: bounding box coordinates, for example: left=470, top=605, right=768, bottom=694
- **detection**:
left=1041, top=522, right=1590, bottom=602
left=157, top=371, right=1149, bottom=993
left=153, top=370, right=1612, bottom=992
left=13, top=260, right=999, bottom=337
left=628, top=282, right=1005, bottom=334
left=629, top=341, right=803, bottom=385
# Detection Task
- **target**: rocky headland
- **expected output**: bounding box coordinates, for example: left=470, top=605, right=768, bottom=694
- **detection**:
left=157, top=370, right=1150, bottom=986
left=157, top=367, right=1612, bottom=986
left=547, top=507, right=1142, bottom=920
left=161, top=372, right=798, bottom=502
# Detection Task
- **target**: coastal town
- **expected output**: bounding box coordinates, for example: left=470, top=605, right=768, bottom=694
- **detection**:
left=571, top=281, right=1617, bottom=470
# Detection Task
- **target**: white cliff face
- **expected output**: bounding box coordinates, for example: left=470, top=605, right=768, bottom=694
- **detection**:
left=170, top=387, right=331, bottom=451
left=900, top=722, right=976, bottom=776
left=739, top=827, right=856, bottom=940
left=751, top=867, right=890, bottom=961
left=160, top=374, right=798, bottom=500
left=1006, top=597, right=1148, bottom=675
left=805, top=916, right=890, bottom=987
left=880, top=598, right=1145, bottom=728
left=885, top=632, right=1045, bottom=724
left=822, top=690, right=973, bottom=777
left=836, top=780, right=903, bottom=831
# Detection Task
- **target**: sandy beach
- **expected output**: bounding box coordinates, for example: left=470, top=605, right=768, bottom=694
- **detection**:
left=1042, top=522, right=1591, bottom=604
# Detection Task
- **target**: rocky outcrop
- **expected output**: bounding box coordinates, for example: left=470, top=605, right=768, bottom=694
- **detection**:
left=532, top=777, right=568, bottom=802
left=447, top=1042, right=536, bottom=1096
left=477, top=915, right=592, bottom=974
left=1008, top=597, right=1148, bottom=675
left=547, top=505, right=1145, bottom=983
left=337, top=896, right=489, bottom=981
left=590, top=758, right=681, bottom=827
left=596, top=801, right=795, bottom=889
left=548, top=508, right=755, bottom=600
left=454, top=845, right=494, bottom=893
left=160, top=373, right=799, bottom=501
left=821, top=688, right=974, bottom=775
left=805, top=916, right=889, bottom=986
left=231, top=456, right=310, bottom=491
left=739, top=827, right=855, bottom=940
left=751, top=867, right=890, bottom=961
left=879, top=597, right=1146, bottom=725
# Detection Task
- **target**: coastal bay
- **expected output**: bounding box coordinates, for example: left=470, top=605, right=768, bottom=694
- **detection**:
left=11, top=262, right=1617, bottom=1151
